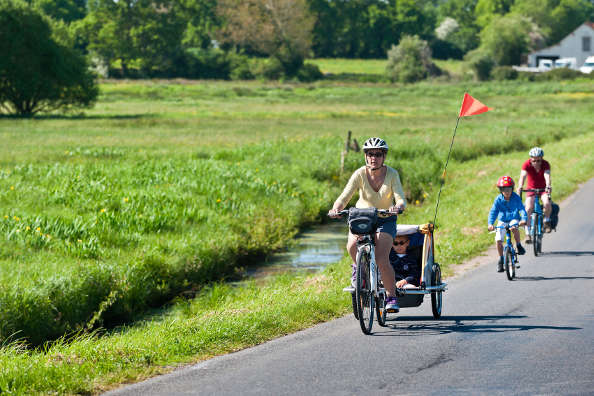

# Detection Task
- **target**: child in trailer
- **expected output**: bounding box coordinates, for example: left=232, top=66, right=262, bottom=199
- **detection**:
left=387, top=234, right=422, bottom=312
left=487, top=176, right=527, bottom=272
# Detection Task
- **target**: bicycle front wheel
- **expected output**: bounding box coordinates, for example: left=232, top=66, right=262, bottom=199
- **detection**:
left=375, top=292, right=387, bottom=327
left=356, top=252, right=374, bottom=334
left=531, top=214, right=539, bottom=257
left=505, top=247, right=515, bottom=280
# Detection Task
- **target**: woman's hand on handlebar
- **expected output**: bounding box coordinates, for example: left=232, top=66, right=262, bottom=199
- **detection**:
left=487, top=224, right=494, bottom=232
left=328, top=208, right=341, bottom=218
left=389, top=204, right=404, bottom=214
left=519, top=220, right=526, bottom=226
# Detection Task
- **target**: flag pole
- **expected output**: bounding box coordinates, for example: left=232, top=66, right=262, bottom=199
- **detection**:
left=432, top=115, right=461, bottom=227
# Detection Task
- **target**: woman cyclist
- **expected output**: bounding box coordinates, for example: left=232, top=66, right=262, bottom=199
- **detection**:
left=328, top=137, right=406, bottom=312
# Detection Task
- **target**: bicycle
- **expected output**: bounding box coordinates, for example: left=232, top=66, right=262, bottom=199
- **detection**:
left=522, top=188, right=549, bottom=256
left=494, top=224, right=519, bottom=280
left=329, top=207, right=396, bottom=334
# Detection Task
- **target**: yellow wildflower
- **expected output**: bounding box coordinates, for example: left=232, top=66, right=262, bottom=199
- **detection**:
left=216, top=198, right=221, bottom=203
left=25, top=226, right=30, bottom=231
left=36, top=227, right=41, bottom=232
left=10, top=186, right=14, bottom=190
left=100, top=208, right=106, bottom=213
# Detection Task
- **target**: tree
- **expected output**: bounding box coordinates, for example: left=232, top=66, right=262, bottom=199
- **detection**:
left=436, top=0, right=481, bottom=54
left=178, top=0, right=220, bottom=49
left=478, top=14, right=537, bottom=65
left=474, top=0, right=513, bottom=27
left=549, top=0, right=594, bottom=44
left=308, top=0, right=436, bottom=59
left=31, top=0, right=86, bottom=22
left=0, top=1, right=98, bottom=116
left=83, top=0, right=186, bottom=77
left=217, top=0, right=314, bottom=77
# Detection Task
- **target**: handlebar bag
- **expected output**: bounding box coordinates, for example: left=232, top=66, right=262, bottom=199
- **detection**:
left=348, top=208, right=378, bottom=235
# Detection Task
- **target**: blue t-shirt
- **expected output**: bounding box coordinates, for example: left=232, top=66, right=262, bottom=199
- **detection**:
left=488, top=192, right=527, bottom=225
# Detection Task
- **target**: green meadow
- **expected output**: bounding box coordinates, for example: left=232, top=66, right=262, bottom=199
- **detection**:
left=0, top=66, right=593, bottom=393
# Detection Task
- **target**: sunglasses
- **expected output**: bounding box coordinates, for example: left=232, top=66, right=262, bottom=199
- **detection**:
left=393, top=240, right=409, bottom=246
left=366, top=151, right=384, bottom=158
left=530, top=158, right=542, bottom=162
left=499, top=187, right=513, bottom=192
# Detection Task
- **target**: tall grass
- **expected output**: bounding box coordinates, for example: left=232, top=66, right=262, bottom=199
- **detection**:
left=0, top=78, right=592, bottom=345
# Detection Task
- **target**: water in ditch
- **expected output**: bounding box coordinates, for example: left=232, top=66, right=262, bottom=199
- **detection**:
left=243, top=221, right=348, bottom=279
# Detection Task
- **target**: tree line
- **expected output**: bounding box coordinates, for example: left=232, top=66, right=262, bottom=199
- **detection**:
left=1, top=0, right=593, bottom=115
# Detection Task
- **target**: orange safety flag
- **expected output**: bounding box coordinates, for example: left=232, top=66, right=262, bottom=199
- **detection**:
left=458, top=93, right=492, bottom=117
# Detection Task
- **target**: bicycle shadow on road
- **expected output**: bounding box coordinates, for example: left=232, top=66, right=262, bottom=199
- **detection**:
left=538, top=251, right=594, bottom=257
left=515, top=275, right=594, bottom=281
left=373, top=315, right=581, bottom=337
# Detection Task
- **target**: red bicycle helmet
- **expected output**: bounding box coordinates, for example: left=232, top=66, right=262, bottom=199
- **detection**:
left=497, top=175, right=515, bottom=188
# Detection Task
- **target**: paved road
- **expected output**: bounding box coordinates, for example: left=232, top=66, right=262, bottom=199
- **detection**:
left=107, top=179, right=594, bottom=396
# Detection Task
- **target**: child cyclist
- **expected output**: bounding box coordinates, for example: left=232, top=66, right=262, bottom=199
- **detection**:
left=487, top=176, right=527, bottom=272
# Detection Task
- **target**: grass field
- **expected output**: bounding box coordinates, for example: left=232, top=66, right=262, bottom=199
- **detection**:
left=1, top=60, right=593, bottom=393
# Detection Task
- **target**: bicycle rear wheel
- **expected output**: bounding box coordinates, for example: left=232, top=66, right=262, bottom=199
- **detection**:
left=531, top=214, right=539, bottom=257
left=505, top=247, right=515, bottom=280
left=356, top=252, right=374, bottom=334
left=431, top=264, right=443, bottom=318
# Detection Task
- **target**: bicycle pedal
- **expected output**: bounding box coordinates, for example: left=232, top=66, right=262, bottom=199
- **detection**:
left=343, top=286, right=355, bottom=293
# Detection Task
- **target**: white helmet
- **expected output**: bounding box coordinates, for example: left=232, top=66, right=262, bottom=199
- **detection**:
left=529, top=147, right=544, bottom=157
left=363, top=137, right=388, bottom=153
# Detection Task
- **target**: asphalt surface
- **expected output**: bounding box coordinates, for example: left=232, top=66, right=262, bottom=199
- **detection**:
left=106, top=179, right=594, bottom=396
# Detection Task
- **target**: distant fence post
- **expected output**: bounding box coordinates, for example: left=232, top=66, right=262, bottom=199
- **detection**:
left=340, top=131, right=360, bottom=175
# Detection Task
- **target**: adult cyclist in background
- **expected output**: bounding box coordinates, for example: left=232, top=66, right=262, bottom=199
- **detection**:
left=516, top=147, right=553, bottom=242
left=328, top=137, right=406, bottom=312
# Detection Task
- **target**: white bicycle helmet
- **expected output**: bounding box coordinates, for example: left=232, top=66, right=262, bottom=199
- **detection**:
left=362, top=137, right=389, bottom=153
left=529, top=147, right=544, bottom=157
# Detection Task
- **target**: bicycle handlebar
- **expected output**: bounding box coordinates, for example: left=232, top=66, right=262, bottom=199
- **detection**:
left=521, top=188, right=547, bottom=193
left=328, top=208, right=401, bottom=218
left=493, top=225, right=519, bottom=230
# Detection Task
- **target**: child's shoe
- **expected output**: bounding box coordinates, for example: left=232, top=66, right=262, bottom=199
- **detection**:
left=497, top=256, right=504, bottom=272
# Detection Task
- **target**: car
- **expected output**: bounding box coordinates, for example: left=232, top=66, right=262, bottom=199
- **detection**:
left=538, top=59, right=554, bottom=71
left=580, top=56, right=594, bottom=74
left=554, top=57, right=577, bottom=69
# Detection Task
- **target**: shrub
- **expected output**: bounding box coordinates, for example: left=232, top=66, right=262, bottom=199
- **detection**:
left=184, top=48, right=232, bottom=79
left=297, top=63, right=324, bottom=82
left=465, top=50, right=495, bottom=81
left=535, top=68, right=585, bottom=81
left=229, top=53, right=255, bottom=80
left=491, top=66, right=518, bottom=81
left=253, top=57, right=285, bottom=80
left=386, top=35, right=438, bottom=83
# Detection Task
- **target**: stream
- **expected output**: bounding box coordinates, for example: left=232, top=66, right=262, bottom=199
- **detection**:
left=244, top=222, right=348, bottom=279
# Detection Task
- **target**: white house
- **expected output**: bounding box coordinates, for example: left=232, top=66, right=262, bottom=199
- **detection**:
left=527, top=22, right=594, bottom=68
